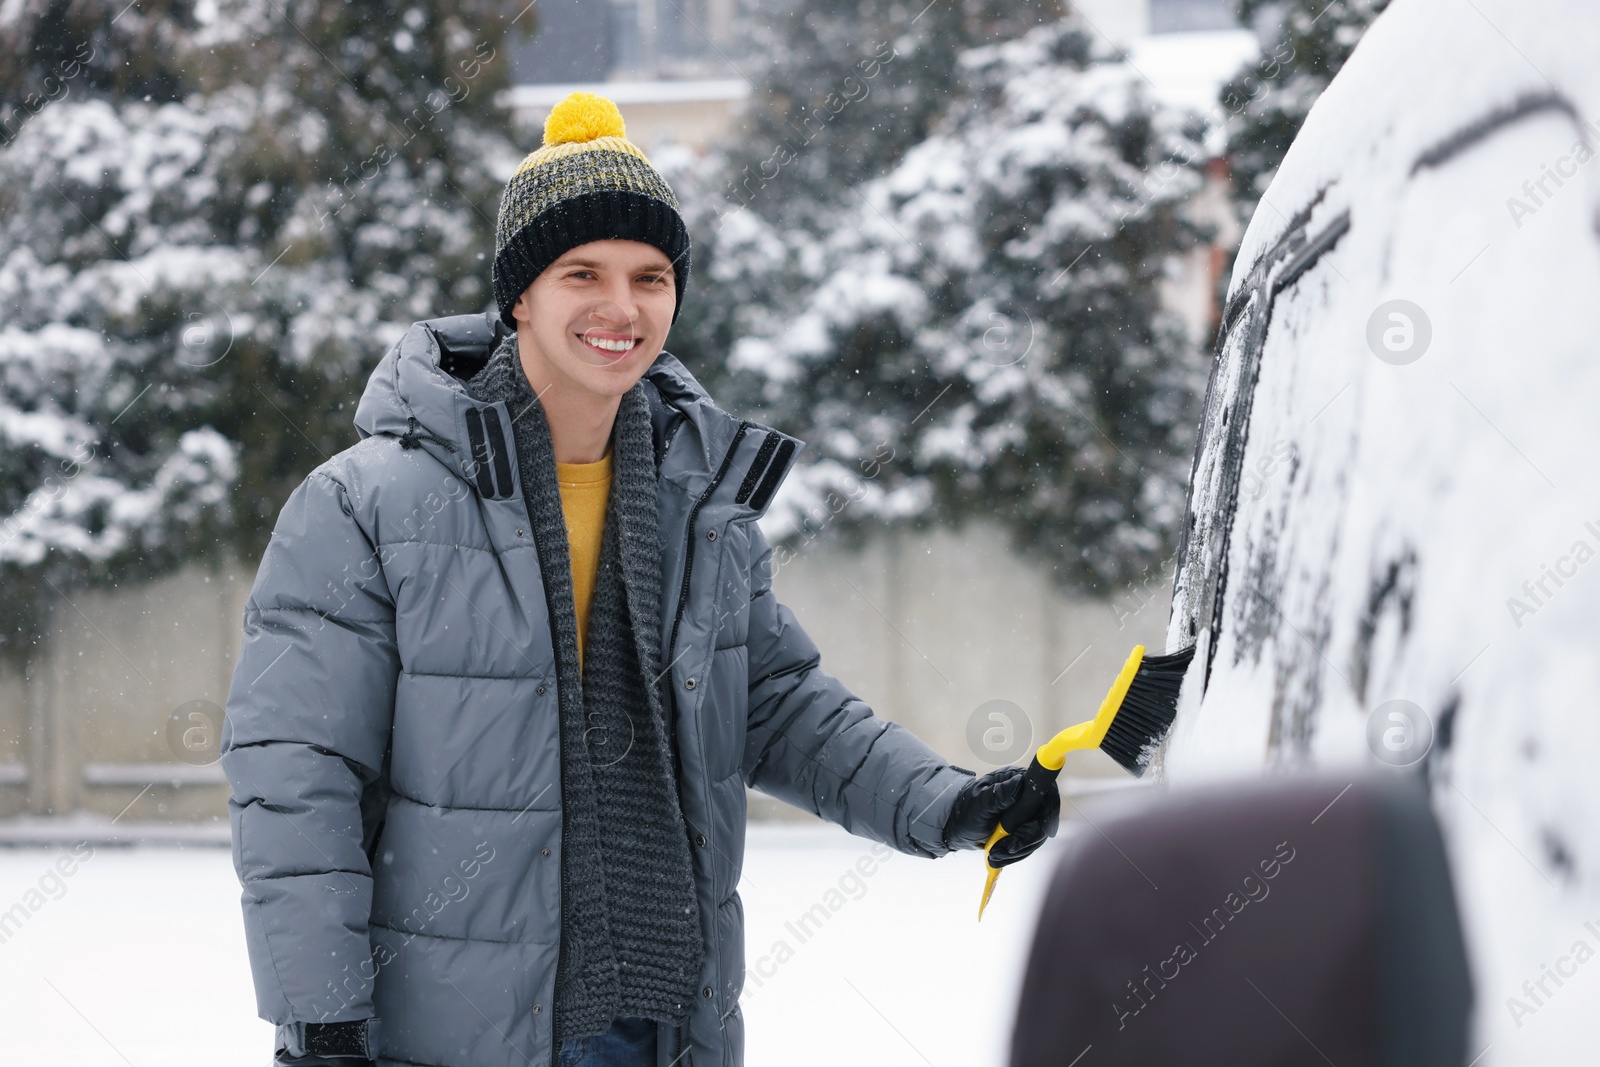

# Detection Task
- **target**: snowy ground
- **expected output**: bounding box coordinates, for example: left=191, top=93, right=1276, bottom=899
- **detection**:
left=0, top=822, right=1062, bottom=1066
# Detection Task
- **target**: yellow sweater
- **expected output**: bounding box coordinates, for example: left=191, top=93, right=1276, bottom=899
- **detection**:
left=556, top=450, right=613, bottom=666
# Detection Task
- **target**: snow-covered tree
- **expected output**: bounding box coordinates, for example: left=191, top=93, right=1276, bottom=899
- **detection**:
left=664, top=0, right=1066, bottom=405
left=0, top=0, right=523, bottom=655
left=1221, top=0, right=1391, bottom=217
left=716, top=19, right=1210, bottom=592
left=718, top=0, right=1065, bottom=235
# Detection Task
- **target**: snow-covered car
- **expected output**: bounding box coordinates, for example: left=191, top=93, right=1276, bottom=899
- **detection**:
left=1159, top=0, right=1600, bottom=1061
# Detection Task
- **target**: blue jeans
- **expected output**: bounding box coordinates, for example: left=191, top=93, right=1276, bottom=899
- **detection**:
left=557, top=1016, right=658, bottom=1067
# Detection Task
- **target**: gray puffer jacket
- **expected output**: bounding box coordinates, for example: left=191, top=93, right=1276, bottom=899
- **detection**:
left=221, top=312, right=972, bottom=1067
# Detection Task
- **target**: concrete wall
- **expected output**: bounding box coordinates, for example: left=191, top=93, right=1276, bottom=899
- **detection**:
left=0, top=565, right=252, bottom=825
left=0, top=522, right=1170, bottom=828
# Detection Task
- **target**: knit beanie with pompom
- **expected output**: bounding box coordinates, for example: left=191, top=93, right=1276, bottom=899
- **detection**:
left=492, top=91, right=692, bottom=327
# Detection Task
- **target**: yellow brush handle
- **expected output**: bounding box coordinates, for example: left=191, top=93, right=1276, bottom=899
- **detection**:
left=977, top=646, right=1146, bottom=920
left=1036, top=646, right=1145, bottom=769
left=979, top=826, right=1006, bottom=919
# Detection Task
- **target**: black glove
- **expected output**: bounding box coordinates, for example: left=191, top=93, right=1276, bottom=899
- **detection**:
left=943, top=763, right=1061, bottom=867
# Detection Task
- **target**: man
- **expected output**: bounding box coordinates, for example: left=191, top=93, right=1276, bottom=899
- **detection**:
left=222, top=91, right=1059, bottom=1067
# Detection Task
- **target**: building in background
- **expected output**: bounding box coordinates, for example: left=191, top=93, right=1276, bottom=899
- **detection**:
left=501, top=0, right=748, bottom=152
left=506, top=0, right=743, bottom=82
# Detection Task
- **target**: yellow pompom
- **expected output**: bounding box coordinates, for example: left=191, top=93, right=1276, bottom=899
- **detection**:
left=543, top=91, right=627, bottom=146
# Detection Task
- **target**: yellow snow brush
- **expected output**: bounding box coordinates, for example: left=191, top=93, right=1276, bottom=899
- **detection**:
left=977, top=644, right=1194, bottom=920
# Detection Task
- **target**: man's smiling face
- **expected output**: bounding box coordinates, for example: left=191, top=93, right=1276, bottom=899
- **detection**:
left=511, top=238, right=678, bottom=403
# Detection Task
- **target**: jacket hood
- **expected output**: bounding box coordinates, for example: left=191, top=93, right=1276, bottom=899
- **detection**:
left=353, top=312, right=803, bottom=516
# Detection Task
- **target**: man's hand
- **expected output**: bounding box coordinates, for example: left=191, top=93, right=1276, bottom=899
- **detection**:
left=942, top=765, right=1061, bottom=867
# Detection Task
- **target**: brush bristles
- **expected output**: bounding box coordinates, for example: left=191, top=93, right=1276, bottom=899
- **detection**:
left=1100, top=646, right=1195, bottom=777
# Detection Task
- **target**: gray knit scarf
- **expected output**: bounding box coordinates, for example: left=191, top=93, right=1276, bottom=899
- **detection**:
left=464, top=336, right=703, bottom=1043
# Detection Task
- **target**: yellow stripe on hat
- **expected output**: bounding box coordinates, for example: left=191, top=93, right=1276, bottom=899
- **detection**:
left=513, top=135, right=654, bottom=176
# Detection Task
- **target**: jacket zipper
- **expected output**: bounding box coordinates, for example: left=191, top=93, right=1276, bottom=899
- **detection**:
left=666, top=421, right=750, bottom=676
left=662, top=420, right=749, bottom=1066
left=551, top=705, right=564, bottom=1067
